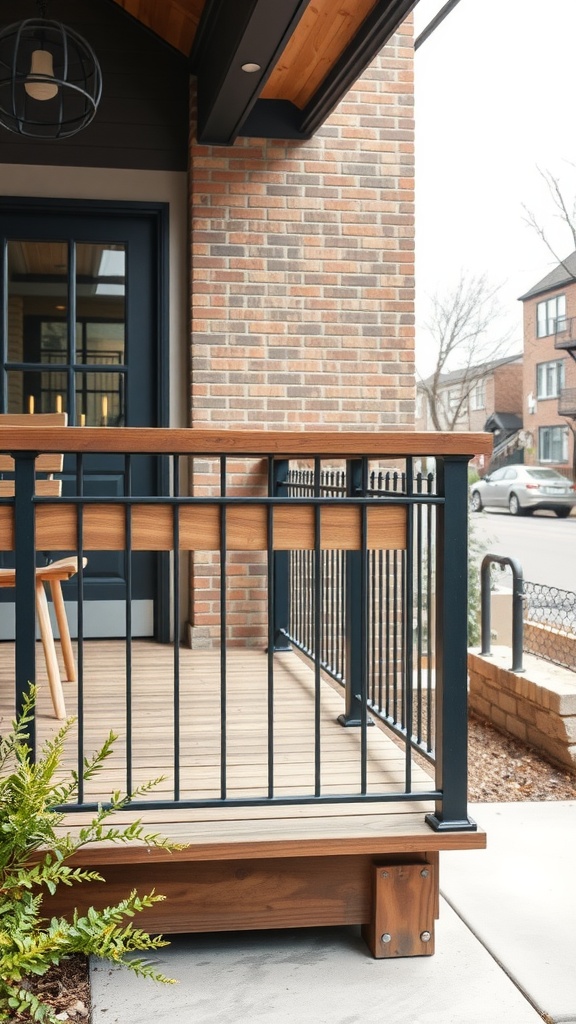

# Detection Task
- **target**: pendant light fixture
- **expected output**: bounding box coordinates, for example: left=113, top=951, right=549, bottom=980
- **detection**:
left=0, top=0, right=102, bottom=139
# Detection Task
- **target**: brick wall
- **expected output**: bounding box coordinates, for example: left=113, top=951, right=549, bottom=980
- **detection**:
left=188, top=24, right=415, bottom=644
left=522, top=284, right=576, bottom=472
left=493, top=361, right=522, bottom=414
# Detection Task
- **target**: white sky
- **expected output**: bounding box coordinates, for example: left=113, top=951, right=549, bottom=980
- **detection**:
left=413, top=0, right=576, bottom=375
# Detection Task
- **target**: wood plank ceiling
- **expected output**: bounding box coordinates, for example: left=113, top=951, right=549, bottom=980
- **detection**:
left=111, top=0, right=418, bottom=145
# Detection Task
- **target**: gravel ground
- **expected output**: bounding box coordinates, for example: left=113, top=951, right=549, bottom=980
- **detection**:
left=468, top=713, right=576, bottom=801
left=13, top=715, right=576, bottom=1020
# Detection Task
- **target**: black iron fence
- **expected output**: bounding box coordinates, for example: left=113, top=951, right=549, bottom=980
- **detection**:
left=0, top=426, right=482, bottom=832
left=283, top=466, right=436, bottom=759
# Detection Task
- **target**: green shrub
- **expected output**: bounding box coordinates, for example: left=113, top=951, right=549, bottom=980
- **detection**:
left=0, top=689, right=182, bottom=1022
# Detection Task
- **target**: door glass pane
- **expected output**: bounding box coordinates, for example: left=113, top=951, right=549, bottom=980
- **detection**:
left=76, top=243, right=125, bottom=364
left=6, top=240, right=68, bottom=412
left=75, top=370, right=125, bottom=426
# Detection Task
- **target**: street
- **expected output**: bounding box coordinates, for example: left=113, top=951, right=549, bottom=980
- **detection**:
left=471, top=510, right=576, bottom=592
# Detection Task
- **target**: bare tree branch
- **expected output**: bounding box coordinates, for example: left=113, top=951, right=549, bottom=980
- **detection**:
left=522, top=166, right=576, bottom=277
left=417, top=273, right=516, bottom=431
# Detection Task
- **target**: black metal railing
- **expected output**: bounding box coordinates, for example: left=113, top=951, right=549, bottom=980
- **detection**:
left=558, top=387, right=576, bottom=418
left=480, top=554, right=525, bottom=672
left=282, top=466, right=436, bottom=758
left=554, top=315, right=576, bottom=350
left=0, top=427, right=483, bottom=833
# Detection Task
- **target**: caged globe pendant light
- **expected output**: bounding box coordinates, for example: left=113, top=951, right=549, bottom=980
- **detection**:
left=0, top=0, right=102, bottom=139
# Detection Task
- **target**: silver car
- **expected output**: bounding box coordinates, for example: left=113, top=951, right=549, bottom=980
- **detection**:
left=470, top=466, right=576, bottom=517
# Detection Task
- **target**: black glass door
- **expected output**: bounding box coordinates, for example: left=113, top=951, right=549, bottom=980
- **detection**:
left=0, top=203, right=166, bottom=638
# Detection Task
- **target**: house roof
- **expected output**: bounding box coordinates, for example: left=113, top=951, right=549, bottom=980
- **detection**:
left=417, top=354, right=522, bottom=391
left=111, top=0, right=418, bottom=145
left=484, top=412, right=522, bottom=434
left=518, top=251, right=576, bottom=301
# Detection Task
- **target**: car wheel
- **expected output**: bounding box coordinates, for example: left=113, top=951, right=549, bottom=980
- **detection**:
left=508, top=493, right=523, bottom=516
left=471, top=490, right=483, bottom=512
left=555, top=507, right=572, bottom=519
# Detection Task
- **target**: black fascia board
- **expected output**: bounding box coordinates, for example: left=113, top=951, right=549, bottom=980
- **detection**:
left=299, top=0, right=417, bottom=137
left=191, top=0, right=311, bottom=146
left=239, top=99, right=308, bottom=140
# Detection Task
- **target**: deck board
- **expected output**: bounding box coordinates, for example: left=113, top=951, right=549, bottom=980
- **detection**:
left=0, top=640, right=484, bottom=856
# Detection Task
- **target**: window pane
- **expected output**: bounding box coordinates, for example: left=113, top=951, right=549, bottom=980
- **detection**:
left=537, top=302, right=547, bottom=337
left=6, top=369, right=67, bottom=415
left=75, top=244, right=125, bottom=364
left=75, top=370, right=125, bottom=427
left=6, top=240, right=69, bottom=412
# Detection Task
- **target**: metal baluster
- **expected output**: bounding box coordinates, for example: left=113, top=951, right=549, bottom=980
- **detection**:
left=220, top=456, right=227, bottom=800
left=173, top=455, right=180, bottom=801
left=76, top=452, right=85, bottom=805
left=124, top=454, right=133, bottom=796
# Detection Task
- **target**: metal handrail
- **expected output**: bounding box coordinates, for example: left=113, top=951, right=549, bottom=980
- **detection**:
left=480, top=554, right=524, bottom=672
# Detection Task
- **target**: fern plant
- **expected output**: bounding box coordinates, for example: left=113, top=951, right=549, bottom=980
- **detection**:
left=0, top=688, right=181, bottom=1022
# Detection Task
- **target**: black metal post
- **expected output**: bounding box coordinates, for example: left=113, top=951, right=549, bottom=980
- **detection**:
left=14, top=452, right=38, bottom=758
left=271, top=459, right=292, bottom=652
left=480, top=553, right=524, bottom=672
left=338, top=459, right=372, bottom=728
left=425, top=455, right=477, bottom=832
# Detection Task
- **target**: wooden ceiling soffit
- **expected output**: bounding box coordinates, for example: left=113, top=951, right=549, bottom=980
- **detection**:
left=240, top=0, right=418, bottom=141
left=190, top=0, right=312, bottom=145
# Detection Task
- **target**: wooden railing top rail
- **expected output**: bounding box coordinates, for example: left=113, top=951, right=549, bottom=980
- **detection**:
left=0, top=427, right=493, bottom=458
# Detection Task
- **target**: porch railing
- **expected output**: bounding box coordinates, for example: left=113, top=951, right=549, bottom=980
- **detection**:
left=281, top=466, right=436, bottom=758
left=0, top=427, right=491, bottom=833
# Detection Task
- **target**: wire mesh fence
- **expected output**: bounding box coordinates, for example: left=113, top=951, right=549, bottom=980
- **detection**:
left=523, top=580, right=576, bottom=671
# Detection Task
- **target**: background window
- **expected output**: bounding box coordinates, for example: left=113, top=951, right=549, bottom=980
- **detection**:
left=539, top=425, right=569, bottom=463
left=470, top=380, right=485, bottom=410
left=536, top=359, right=565, bottom=399
left=536, top=294, right=566, bottom=337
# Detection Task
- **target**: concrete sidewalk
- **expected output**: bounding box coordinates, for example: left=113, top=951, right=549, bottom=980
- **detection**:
left=91, top=801, right=576, bottom=1024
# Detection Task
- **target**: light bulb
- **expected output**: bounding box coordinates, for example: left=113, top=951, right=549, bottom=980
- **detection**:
left=25, top=49, right=58, bottom=101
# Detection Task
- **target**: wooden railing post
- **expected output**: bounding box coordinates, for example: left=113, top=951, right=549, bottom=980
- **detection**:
left=271, top=459, right=292, bottom=652
left=425, top=455, right=477, bottom=832
left=14, top=452, right=38, bottom=758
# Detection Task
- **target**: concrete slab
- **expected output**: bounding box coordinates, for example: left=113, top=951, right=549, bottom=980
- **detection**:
left=441, top=801, right=576, bottom=1023
left=91, top=899, right=543, bottom=1024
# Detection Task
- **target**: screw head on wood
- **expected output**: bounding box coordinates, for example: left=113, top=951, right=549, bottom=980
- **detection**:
left=420, top=931, right=431, bottom=942
left=380, top=871, right=389, bottom=878
left=421, top=869, right=429, bottom=878
left=381, top=933, right=392, bottom=944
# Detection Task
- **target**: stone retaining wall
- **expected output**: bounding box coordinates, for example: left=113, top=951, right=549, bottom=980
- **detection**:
left=468, top=647, right=576, bottom=773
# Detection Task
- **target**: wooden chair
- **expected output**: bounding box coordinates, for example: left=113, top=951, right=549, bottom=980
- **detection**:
left=0, top=413, right=86, bottom=720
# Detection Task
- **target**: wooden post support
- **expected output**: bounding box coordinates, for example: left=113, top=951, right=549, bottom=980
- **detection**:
left=362, top=860, right=437, bottom=958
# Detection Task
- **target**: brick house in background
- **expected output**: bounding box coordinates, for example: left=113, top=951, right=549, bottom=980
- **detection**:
left=520, top=253, right=576, bottom=477
left=416, top=354, right=523, bottom=432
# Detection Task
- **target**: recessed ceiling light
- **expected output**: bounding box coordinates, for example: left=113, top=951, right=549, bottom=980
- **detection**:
left=241, top=62, right=261, bottom=73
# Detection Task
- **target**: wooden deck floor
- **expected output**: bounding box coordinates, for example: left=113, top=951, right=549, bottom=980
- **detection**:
left=0, top=639, right=485, bottom=942
left=0, top=639, right=484, bottom=860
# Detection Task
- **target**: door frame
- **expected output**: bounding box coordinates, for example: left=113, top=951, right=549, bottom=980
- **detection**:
left=0, top=196, right=172, bottom=641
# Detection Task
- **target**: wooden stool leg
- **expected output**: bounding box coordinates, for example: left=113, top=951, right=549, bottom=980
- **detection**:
left=35, top=580, right=66, bottom=720
left=49, top=578, right=76, bottom=682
